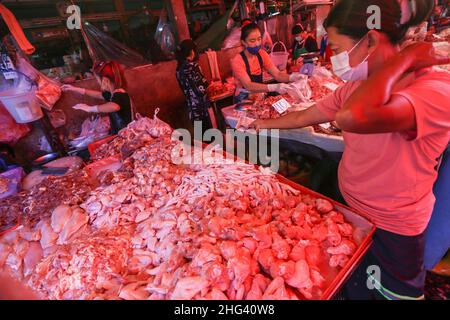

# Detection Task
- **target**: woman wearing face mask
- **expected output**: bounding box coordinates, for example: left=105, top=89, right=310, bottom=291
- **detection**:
left=175, top=39, right=213, bottom=133
left=62, top=60, right=133, bottom=135
left=251, top=0, right=450, bottom=300
left=231, top=22, right=304, bottom=103
left=292, top=24, right=319, bottom=71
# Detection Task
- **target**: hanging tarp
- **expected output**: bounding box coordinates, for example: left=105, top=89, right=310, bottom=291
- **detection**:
left=276, top=14, right=295, bottom=51
left=196, top=0, right=239, bottom=51
left=81, top=21, right=148, bottom=68
left=154, top=8, right=176, bottom=59
left=195, top=11, right=231, bottom=52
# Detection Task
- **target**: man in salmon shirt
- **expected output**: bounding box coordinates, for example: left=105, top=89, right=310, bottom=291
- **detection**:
left=251, top=0, right=450, bottom=300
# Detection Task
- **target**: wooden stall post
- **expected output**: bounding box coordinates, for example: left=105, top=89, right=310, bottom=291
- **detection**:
left=166, top=0, right=191, bottom=42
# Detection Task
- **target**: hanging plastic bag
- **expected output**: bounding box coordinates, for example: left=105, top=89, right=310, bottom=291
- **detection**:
left=266, top=16, right=278, bottom=37
left=276, top=14, right=294, bottom=51
left=81, top=22, right=148, bottom=68
left=16, top=55, right=62, bottom=111
left=262, top=21, right=273, bottom=52
left=222, top=27, right=242, bottom=49
left=154, top=9, right=176, bottom=60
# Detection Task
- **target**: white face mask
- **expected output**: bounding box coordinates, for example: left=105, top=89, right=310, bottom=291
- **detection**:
left=295, top=37, right=303, bottom=43
left=330, top=35, right=371, bottom=81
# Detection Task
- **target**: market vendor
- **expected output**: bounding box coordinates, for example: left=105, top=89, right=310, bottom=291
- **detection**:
left=291, top=24, right=320, bottom=76
left=231, top=22, right=304, bottom=103
left=61, top=60, right=132, bottom=135
left=251, top=0, right=450, bottom=300
left=175, top=39, right=213, bottom=134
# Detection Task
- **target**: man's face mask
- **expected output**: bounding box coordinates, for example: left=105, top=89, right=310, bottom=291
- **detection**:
left=330, top=35, right=371, bottom=81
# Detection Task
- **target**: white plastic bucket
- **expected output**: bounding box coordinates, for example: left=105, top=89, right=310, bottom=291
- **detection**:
left=0, top=88, right=43, bottom=123
left=270, top=41, right=289, bottom=71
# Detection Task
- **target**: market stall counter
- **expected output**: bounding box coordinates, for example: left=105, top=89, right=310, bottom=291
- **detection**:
left=222, top=104, right=345, bottom=154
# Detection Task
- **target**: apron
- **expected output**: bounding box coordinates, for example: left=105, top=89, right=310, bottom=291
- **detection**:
left=293, top=40, right=308, bottom=60
left=234, top=51, right=264, bottom=104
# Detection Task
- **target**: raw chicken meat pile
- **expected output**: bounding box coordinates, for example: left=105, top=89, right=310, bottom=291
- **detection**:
left=0, top=114, right=360, bottom=300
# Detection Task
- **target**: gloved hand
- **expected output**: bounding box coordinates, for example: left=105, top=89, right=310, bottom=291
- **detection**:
left=73, top=103, right=98, bottom=113
left=289, top=72, right=306, bottom=82
left=61, top=84, right=86, bottom=95
left=267, top=83, right=290, bottom=95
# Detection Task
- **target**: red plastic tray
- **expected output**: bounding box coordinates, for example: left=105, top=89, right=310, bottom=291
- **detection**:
left=276, top=175, right=376, bottom=300
left=216, top=147, right=375, bottom=300
left=88, top=135, right=117, bottom=157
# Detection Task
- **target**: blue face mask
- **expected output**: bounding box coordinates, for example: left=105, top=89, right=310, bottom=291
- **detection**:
left=247, top=45, right=261, bottom=55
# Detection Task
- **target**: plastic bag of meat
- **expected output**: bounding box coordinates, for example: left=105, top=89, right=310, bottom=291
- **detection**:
left=285, top=76, right=312, bottom=103
left=151, top=108, right=172, bottom=137
left=0, top=103, right=30, bottom=146
left=16, top=56, right=62, bottom=111
left=35, top=76, right=62, bottom=111
left=312, top=66, right=334, bottom=80
left=70, top=116, right=111, bottom=149
left=131, top=109, right=172, bottom=138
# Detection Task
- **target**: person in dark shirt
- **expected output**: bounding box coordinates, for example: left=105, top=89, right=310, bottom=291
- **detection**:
left=62, top=60, right=133, bottom=134
left=175, top=39, right=212, bottom=134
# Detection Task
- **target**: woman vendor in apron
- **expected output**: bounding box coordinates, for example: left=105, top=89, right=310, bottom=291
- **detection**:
left=62, top=60, right=133, bottom=135
left=231, top=22, right=304, bottom=104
